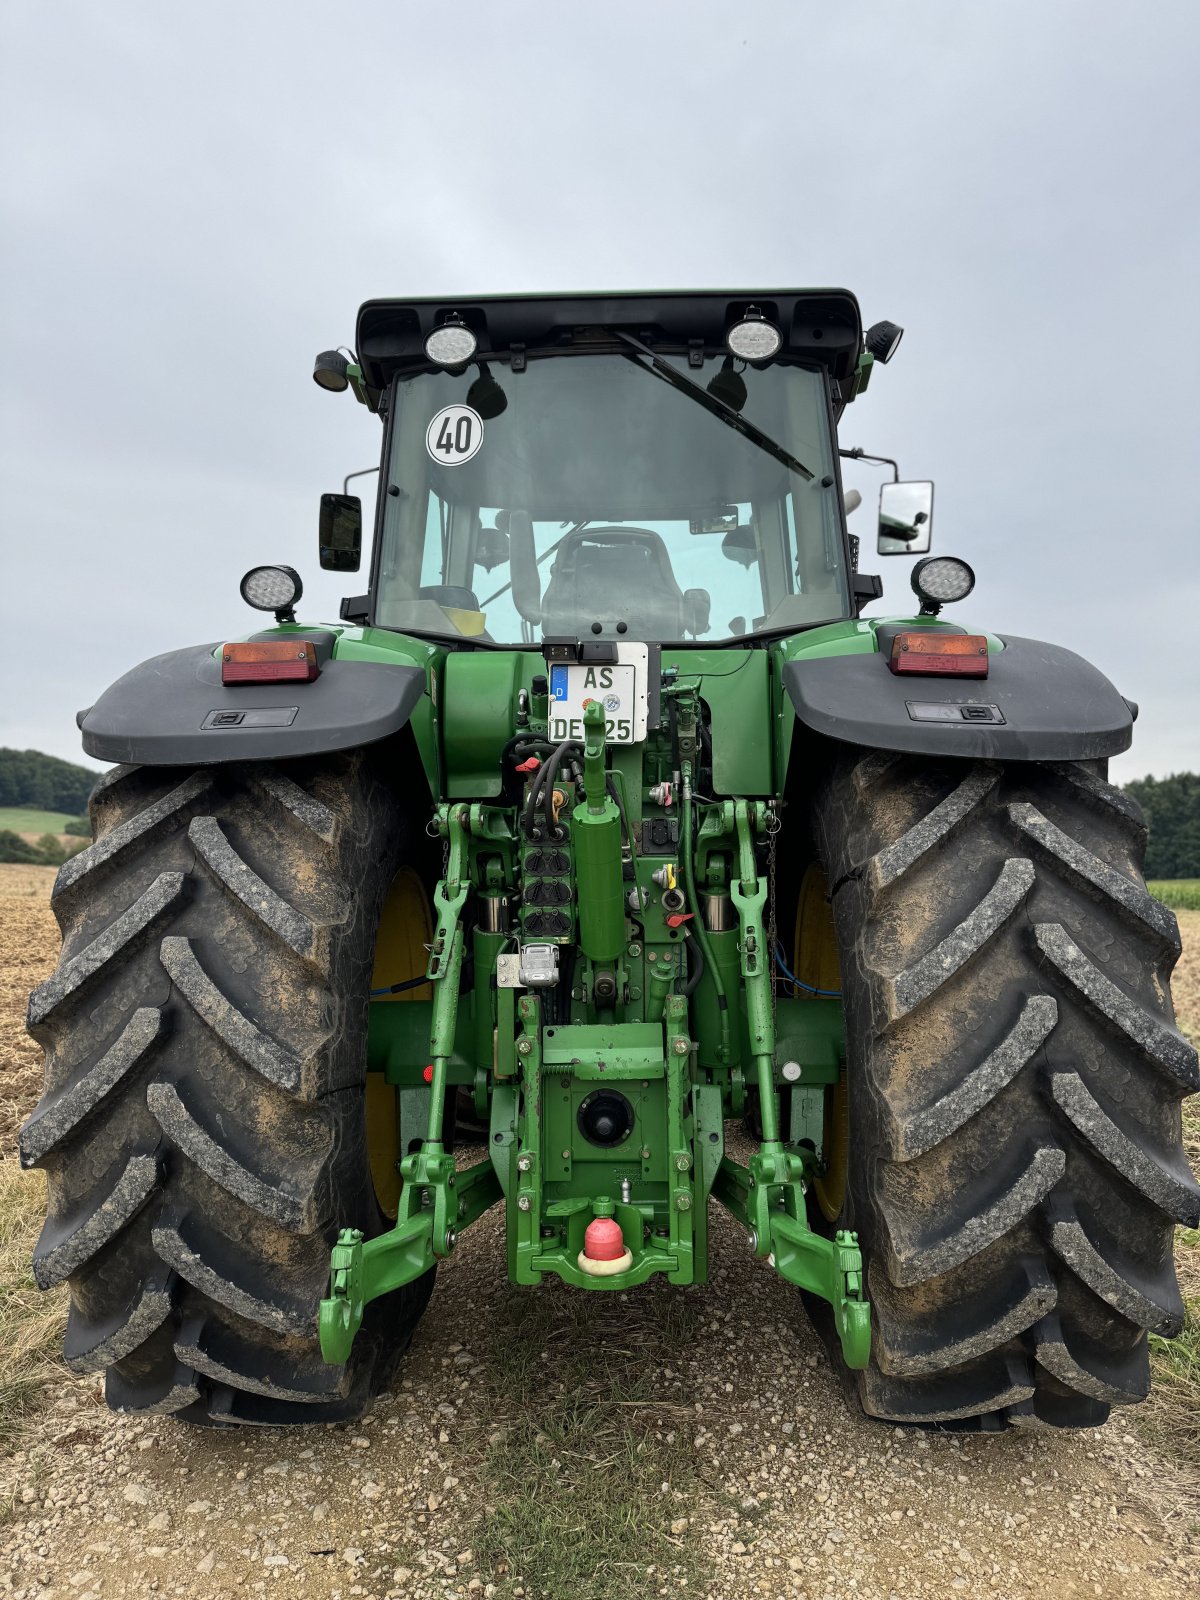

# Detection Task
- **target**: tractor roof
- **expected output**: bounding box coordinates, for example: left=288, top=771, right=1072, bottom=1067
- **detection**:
left=354, top=289, right=863, bottom=410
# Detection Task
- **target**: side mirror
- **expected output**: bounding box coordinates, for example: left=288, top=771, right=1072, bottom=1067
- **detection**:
left=319, top=493, right=362, bottom=571
left=878, top=481, right=933, bottom=555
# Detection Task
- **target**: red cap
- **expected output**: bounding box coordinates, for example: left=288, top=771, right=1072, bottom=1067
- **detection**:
left=515, top=756, right=540, bottom=773
left=583, top=1216, right=626, bottom=1261
left=422, top=1065, right=433, bottom=1083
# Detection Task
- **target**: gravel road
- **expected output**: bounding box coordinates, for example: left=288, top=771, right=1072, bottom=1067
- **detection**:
left=2, top=867, right=1196, bottom=1600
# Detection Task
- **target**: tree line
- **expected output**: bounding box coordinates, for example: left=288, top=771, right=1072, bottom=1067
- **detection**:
left=0, top=747, right=98, bottom=813
left=1122, top=772, right=1200, bottom=879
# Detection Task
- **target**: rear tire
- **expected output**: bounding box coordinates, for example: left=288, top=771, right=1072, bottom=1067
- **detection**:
left=810, top=750, right=1199, bottom=1428
left=22, top=752, right=434, bottom=1426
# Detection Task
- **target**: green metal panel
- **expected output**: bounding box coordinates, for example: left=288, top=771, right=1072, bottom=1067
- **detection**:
left=663, top=649, right=773, bottom=795
left=542, top=1022, right=664, bottom=1077
left=773, top=997, right=844, bottom=1084
left=443, top=651, right=525, bottom=797
left=332, top=626, right=444, bottom=794
left=368, top=998, right=476, bottom=1084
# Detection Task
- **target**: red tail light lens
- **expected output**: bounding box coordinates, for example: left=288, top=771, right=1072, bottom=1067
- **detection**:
left=221, top=641, right=320, bottom=684
left=886, top=631, right=989, bottom=677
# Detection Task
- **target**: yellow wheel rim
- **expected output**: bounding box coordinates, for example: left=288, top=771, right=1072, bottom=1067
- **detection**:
left=793, top=865, right=848, bottom=1223
left=367, top=867, right=432, bottom=1218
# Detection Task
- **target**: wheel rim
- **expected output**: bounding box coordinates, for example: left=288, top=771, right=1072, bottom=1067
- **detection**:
left=367, top=867, right=433, bottom=1218
left=793, top=864, right=848, bottom=1223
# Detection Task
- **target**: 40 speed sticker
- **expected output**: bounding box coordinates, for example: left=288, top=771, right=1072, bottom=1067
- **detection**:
left=426, top=404, right=483, bottom=466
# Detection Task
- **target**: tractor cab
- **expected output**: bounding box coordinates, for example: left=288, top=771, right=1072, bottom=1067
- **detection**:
left=330, top=292, right=889, bottom=645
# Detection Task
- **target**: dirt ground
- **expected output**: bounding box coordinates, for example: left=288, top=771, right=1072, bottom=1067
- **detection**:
left=0, top=868, right=1196, bottom=1600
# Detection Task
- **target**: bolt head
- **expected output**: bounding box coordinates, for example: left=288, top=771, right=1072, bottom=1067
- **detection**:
left=445, top=1230, right=457, bottom=1250
left=561, top=1148, right=572, bottom=1161
left=672, top=1038, right=689, bottom=1055
left=628, top=943, right=642, bottom=957
left=517, top=1154, right=533, bottom=1172
left=675, top=1154, right=691, bottom=1171
left=747, top=1229, right=758, bottom=1251
left=517, top=1038, right=533, bottom=1055
left=675, top=1192, right=692, bottom=1211
left=517, top=1195, right=532, bottom=1212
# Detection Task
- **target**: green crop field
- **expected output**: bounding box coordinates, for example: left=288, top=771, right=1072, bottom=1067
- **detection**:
left=0, top=807, right=79, bottom=835
left=1148, top=880, right=1200, bottom=911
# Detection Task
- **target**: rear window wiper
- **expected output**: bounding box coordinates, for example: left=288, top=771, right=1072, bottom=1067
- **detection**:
left=614, top=330, right=814, bottom=483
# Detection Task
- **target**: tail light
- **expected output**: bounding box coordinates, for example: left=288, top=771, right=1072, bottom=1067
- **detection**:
left=886, top=631, right=989, bottom=678
left=221, top=641, right=320, bottom=685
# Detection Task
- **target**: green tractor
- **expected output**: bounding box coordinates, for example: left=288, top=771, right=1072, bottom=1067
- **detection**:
left=24, top=291, right=1197, bottom=1430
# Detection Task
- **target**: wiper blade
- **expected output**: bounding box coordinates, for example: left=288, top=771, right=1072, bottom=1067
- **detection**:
left=613, top=330, right=814, bottom=482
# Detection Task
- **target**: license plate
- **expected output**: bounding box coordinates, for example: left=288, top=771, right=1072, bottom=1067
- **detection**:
left=548, top=661, right=640, bottom=744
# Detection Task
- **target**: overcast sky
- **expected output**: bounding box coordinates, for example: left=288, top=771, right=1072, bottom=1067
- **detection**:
left=2, top=1, right=1197, bottom=784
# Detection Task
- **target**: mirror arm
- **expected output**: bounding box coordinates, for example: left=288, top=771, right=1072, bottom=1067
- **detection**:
left=343, top=466, right=379, bottom=496
left=840, top=447, right=900, bottom=483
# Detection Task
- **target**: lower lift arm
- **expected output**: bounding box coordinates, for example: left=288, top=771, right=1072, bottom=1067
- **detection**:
left=709, top=797, right=871, bottom=1371
left=319, top=803, right=502, bottom=1366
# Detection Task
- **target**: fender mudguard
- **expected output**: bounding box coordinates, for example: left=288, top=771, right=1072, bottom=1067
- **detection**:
left=784, top=633, right=1134, bottom=762
left=79, top=640, right=426, bottom=766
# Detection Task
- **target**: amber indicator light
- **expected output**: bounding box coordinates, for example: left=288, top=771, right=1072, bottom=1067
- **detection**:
left=221, top=640, right=320, bottom=685
left=887, top=632, right=989, bottom=678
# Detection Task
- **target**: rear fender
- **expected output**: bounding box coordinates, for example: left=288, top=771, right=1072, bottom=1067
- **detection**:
left=79, top=638, right=428, bottom=767
left=783, top=630, right=1135, bottom=762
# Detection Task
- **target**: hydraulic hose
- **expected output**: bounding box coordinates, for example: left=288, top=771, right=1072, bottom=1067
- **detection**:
left=540, top=739, right=579, bottom=839
left=680, top=760, right=730, bottom=1062
left=605, top=773, right=637, bottom=860
left=521, top=739, right=575, bottom=840
left=680, top=923, right=705, bottom=998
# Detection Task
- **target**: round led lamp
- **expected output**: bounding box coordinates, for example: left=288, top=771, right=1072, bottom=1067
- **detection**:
left=312, top=349, right=349, bottom=391
left=240, top=564, right=303, bottom=615
left=424, top=316, right=478, bottom=366
left=726, top=308, right=782, bottom=362
left=912, top=556, right=975, bottom=609
left=865, top=319, right=904, bottom=365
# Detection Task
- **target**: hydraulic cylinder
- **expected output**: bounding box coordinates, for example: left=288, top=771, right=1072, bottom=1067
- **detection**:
left=574, top=702, right=625, bottom=963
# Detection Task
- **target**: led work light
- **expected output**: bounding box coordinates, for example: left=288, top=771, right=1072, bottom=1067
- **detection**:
left=424, top=315, right=478, bottom=366
left=725, top=308, right=782, bottom=362
left=240, top=564, right=304, bottom=621
left=865, top=320, right=904, bottom=364
left=911, top=556, right=975, bottom=614
left=312, top=350, right=350, bottom=391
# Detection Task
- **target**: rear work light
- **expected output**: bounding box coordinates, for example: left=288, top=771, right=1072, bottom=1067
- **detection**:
left=221, top=640, right=320, bottom=685
left=886, top=631, right=989, bottom=678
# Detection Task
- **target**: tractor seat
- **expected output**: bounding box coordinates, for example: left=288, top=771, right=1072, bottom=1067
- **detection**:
left=541, top=526, right=694, bottom=638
